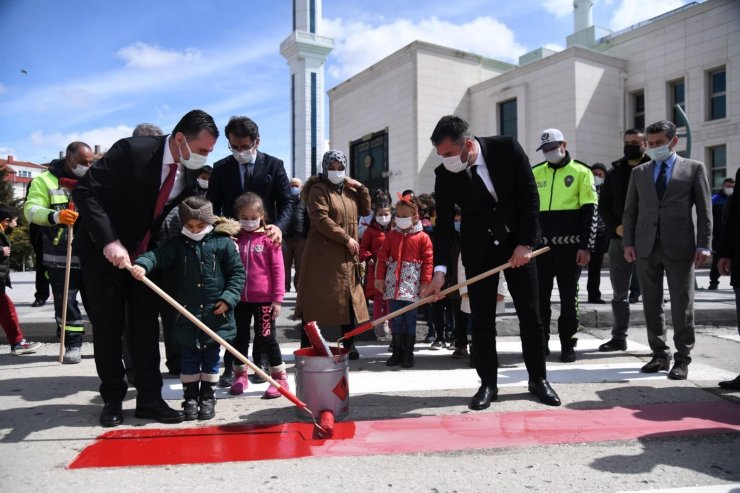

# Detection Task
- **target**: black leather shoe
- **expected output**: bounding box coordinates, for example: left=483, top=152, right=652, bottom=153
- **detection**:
left=31, top=298, right=47, bottom=307
left=218, top=368, right=233, bottom=388
left=100, top=401, right=123, bottom=427
left=135, top=399, right=185, bottom=423
left=667, top=361, right=689, bottom=380
left=641, top=356, right=670, bottom=373
left=528, top=378, right=561, bottom=406
left=588, top=298, right=606, bottom=304
left=468, top=385, right=497, bottom=410
left=599, top=338, right=627, bottom=352
left=718, top=375, right=740, bottom=390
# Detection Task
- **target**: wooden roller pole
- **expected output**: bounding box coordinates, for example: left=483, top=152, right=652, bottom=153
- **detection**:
left=58, top=225, right=74, bottom=363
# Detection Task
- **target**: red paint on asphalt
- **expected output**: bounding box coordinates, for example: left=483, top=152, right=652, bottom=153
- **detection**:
left=69, top=401, right=740, bottom=469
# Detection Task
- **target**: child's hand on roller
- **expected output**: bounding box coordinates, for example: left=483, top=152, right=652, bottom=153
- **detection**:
left=271, top=302, right=282, bottom=320
left=130, top=265, right=146, bottom=281
left=213, top=301, right=229, bottom=315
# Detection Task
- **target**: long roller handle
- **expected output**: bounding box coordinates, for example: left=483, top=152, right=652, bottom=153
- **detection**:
left=339, top=246, right=550, bottom=342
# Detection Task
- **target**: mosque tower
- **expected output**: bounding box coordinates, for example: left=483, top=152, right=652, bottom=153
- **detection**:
left=280, top=0, right=334, bottom=179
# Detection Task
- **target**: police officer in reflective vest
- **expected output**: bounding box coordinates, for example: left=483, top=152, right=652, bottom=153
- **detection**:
left=24, top=142, right=93, bottom=364
left=532, top=129, right=598, bottom=362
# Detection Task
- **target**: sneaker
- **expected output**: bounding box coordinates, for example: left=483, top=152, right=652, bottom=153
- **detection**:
left=63, top=346, right=82, bottom=364
left=451, top=347, right=468, bottom=359
left=10, top=339, right=41, bottom=355
left=424, top=334, right=436, bottom=344
left=628, top=295, right=641, bottom=304
left=708, top=283, right=719, bottom=290
left=430, top=340, right=446, bottom=350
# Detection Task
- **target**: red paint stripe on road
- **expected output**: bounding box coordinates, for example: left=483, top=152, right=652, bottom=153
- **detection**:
left=68, top=401, right=740, bottom=469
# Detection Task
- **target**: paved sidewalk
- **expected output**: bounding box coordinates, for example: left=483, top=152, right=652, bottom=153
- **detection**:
left=8, top=268, right=736, bottom=342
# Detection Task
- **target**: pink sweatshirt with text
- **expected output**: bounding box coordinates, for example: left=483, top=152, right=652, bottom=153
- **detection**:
left=236, top=229, right=285, bottom=304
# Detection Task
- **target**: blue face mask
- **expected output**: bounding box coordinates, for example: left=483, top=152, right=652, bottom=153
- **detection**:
left=646, top=144, right=673, bottom=163
left=454, top=221, right=461, bottom=233
left=291, top=187, right=300, bottom=196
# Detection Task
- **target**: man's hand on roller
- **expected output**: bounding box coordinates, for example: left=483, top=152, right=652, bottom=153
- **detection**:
left=509, top=245, right=532, bottom=268
left=55, top=209, right=79, bottom=225
left=422, top=271, right=446, bottom=300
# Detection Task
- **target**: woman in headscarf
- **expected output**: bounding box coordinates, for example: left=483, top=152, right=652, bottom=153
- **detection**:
left=295, top=150, right=371, bottom=359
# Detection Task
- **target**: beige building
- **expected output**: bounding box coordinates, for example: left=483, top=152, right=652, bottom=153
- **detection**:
left=328, top=0, right=739, bottom=195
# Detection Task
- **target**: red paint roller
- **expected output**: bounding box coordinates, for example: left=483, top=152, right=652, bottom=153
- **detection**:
left=316, top=410, right=335, bottom=439
left=303, top=321, right=333, bottom=357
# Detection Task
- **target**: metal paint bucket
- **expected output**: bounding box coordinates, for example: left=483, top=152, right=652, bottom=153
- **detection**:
left=293, top=346, right=350, bottom=420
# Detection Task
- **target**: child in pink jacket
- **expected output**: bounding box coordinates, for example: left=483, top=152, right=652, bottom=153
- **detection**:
left=230, top=192, right=287, bottom=399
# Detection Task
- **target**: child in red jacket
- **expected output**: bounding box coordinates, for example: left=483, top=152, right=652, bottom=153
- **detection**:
left=375, top=195, right=433, bottom=368
left=360, top=199, right=392, bottom=340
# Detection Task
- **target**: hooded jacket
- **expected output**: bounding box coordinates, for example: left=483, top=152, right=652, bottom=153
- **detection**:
left=376, top=222, right=434, bottom=302
left=134, top=217, right=245, bottom=349
left=236, top=227, right=285, bottom=303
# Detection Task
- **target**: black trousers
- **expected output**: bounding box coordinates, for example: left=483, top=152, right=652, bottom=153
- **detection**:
left=32, top=238, right=49, bottom=301
left=536, top=244, right=581, bottom=345
left=81, top=259, right=163, bottom=404
left=232, top=302, right=283, bottom=368
left=466, top=239, right=547, bottom=387
left=587, top=233, right=609, bottom=300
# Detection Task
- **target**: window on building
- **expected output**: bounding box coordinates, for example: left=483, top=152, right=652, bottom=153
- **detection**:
left=498, top=99, right=517, bottom=139
left=669, top=79, right=685, bottom=126
left=707, top=145, right=727, bottom=192
left=708, top=67, right=726, bottom=121
left=17, top=170, right=32, bottom=178
left=632, top=91, right=645, bottom=130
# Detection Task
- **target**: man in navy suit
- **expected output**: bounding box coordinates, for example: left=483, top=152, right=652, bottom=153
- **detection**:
left=207, top=116, right=292, bottom=384
left=424, top=115, right=560, bottom=410
left=207, top=116, right=292, bottom=243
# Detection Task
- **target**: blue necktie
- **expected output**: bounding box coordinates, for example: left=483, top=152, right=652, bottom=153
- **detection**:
left=656, top=162, right=668, bottom=200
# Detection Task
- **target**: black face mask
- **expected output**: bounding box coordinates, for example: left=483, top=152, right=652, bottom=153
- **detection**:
left=623, top=144, right=644, bottom=160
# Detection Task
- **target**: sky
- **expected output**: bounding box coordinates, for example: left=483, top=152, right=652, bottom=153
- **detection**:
left=0, top=0, right=696, bottom=170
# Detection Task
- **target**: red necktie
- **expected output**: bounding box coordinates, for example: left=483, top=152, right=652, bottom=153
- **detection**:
left=134, top=162, right=177, bottom=256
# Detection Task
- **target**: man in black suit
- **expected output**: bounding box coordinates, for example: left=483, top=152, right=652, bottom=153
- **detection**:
left=208, top=116, right=292, bottom=241
left=74, top=109, right=218, bottom=427
left=207, top=116, right=292, bottom=385
left=424, top=115, right=560, bottom=409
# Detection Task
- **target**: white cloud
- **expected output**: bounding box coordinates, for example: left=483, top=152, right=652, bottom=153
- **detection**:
left=0, top=146, right=15, bottom=157
left=30, top=125, right=133, bottom=153
left=608, top=0, right=690, bottom=31
left=0, top=84, right=6, bottom=94
left=543, top=43, right=565, bottom=52
left=324, top=16, right=527, bottom=80
left=117, top=42, right=201, bottom=69
left=542, top=0, right=573, bottom=18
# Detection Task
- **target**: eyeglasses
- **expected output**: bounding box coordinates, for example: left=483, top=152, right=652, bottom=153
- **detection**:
left=228, top=142, right=257, bottom=152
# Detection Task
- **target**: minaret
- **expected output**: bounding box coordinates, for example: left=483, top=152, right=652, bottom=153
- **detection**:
left=280, top=0, right=333, bottom=180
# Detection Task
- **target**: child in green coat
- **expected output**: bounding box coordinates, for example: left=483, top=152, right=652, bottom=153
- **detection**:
left=131, top=196, right=245, bottom=421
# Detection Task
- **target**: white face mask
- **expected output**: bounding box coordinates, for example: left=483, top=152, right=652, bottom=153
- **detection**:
left=240, top=219, right=261, bottom=231
left=72, top=164, right=90, bottom=177
left=181, top=224, right=213, bottom=242
left=232, top=148, right=255, bottom=165
left=594, top=176, right=604, bottom=187
left=197, top=178, right=209, bottom=190
left=646, top=144, right=673, bottom=163
left=723, top=187, right=734, bottom=196
left=395, top=217, right=414, bottom=230
left=180, top=139, right=208, bottom=170
left=376, top=214, right=391, bottom=227
left=440, top=141, right=472, bottom=173
left=544, top=148, right=565, bottom=164
left=327, top=170, right=345, bottom=185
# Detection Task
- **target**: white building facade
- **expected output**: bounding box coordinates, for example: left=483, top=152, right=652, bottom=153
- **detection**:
left=328, top=0, right=739, bottom=194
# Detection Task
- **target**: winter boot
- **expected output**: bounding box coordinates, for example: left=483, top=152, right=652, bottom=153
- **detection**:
left=218, top=365, right=233, bottom=388
left=198, top=374, right=218, bottom=420
left=263, top=364, right=288, bottom=399
left=401, top=334, right=415, bottom=368
left=62, top=346, right=82, bottom=364
left=181, top=376, right=200, bottom=421
left=386, top=334, right=402, bottom=366
left=229, top=365, right=249, bottom=395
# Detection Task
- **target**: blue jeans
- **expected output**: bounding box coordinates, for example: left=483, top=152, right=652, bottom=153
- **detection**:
left=180, top=344, right=220, bottom=376
left=388, top=300, right=417, bottom=336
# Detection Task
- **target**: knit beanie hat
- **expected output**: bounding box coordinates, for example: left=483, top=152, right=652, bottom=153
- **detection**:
left=179, top=198, right=216, bottom=225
